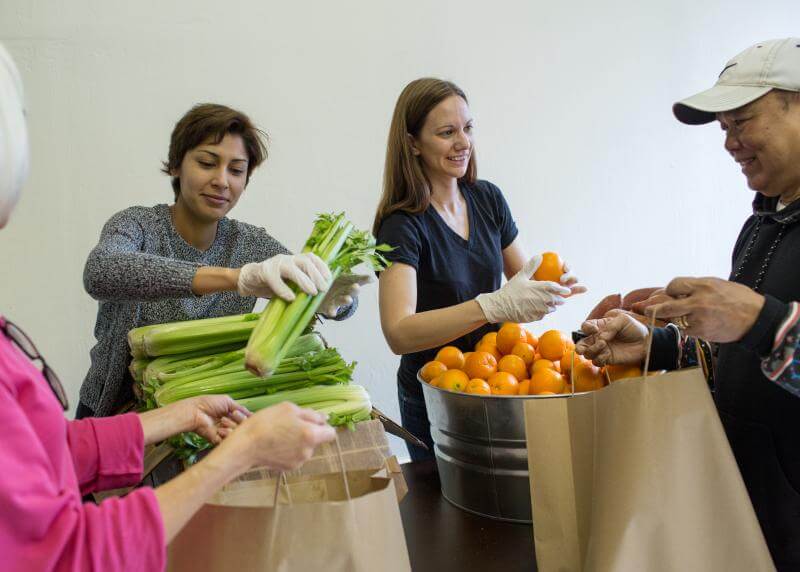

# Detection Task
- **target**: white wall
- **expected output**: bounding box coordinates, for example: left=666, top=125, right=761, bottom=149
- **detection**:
left=1, top=0, right=798, bottom=455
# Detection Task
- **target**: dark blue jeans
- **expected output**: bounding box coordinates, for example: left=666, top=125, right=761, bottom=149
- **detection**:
left=397, top=379, right=435, bottom=462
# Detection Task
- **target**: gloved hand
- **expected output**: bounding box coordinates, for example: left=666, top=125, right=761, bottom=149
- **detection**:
left=319, top=273, right=374, bottom=318
left=475, top=255, right=571, bottom=324
left=238, top=253, right=332, bottom=301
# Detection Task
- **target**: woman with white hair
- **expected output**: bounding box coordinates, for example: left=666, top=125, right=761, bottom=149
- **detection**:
left=0, top=44, right=335, bottom=572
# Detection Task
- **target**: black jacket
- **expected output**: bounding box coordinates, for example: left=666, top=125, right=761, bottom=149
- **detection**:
left=652, top=194, right=800, bottom=570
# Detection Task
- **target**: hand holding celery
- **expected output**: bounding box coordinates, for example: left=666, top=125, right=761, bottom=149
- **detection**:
left=237, top=252, right=332, bottom=301
left=138, top=395, right=250, bottom=446
left=245, top=213, right=391, bottom=377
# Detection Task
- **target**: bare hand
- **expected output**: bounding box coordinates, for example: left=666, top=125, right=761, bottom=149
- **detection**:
left=177, top=395, right=251, bottom=445
left=230, top=402, right=336, bottom=471
left=585, top=287, right=662, bottom=321
left=576, top=310, right=648, bottom=366
left=646, top=277, right=765, bottom=343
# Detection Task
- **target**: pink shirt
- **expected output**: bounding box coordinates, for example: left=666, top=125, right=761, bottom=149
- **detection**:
left=0, top=317, right=165, bottom=572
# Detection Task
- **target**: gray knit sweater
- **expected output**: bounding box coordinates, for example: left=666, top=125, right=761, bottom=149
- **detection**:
left=80, top=204, right=354, bottom=416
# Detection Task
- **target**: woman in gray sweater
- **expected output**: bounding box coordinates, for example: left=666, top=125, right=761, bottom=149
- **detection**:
left=78, top=104, right=364, bottom=418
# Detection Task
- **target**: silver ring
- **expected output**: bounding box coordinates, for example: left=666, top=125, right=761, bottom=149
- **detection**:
left=673, top=315, right=690, bottom=330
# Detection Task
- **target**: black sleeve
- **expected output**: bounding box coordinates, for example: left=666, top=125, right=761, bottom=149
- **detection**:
left=650, top=326, right=681, bottom=371
left=739, top=294, right=791, bottom=358
left=376, top=212, right=422, bottom=271
left=485, top=181, right=519, bottom=249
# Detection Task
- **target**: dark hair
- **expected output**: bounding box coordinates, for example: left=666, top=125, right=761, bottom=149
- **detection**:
left=161, top=103, right=268, bottom=199
left=373, top=78, right=477, bottom=235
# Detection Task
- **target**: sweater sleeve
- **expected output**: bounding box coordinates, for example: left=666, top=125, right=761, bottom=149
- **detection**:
left=0, top=386, right=165, bottom=572
left=66, top=413, right=146, bottom=495
left=83, top=208, right=199, bottom=302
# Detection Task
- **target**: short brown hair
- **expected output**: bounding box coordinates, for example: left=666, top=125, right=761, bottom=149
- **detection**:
left=161, top=103, right=268, bottom=199
left=373, top=78, right=477, bottom=236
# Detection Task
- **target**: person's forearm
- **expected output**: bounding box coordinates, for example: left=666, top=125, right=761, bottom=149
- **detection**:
left=384, top=300, right=487, bottom=355
left=154, top=440, right=250, bottom=543
left=191, top=266, right=241, bottom=296
left=138, top=404, right=193, bottom=446
left=84, top=250, right=202, bottom=302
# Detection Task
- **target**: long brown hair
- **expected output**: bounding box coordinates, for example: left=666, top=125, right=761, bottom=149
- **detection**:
left=372, top=78, right=477, bottom=235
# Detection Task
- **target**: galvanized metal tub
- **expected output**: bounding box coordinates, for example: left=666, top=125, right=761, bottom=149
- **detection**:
left=419, top=373, right=577, bottom=523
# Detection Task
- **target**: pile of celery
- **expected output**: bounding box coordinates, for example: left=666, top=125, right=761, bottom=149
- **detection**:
left=245, top=213, right=391, bottom=377
left=124, top=212, right=388, bottom=462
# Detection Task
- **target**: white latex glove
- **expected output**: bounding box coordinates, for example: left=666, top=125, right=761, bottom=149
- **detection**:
left=238, top=253, right=332, bottom=301
left=319, top=273, right=374, bottom=318
left=475, top=255, right=571, bottom=324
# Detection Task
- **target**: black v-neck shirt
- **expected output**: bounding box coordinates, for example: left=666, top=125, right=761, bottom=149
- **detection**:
left=376, top=179, right=518, bottom=394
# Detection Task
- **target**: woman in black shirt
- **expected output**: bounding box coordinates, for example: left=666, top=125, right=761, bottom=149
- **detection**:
left=374, top=78, right=584, bottom=460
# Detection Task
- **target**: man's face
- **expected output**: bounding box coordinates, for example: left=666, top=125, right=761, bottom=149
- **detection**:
left=717, top=91, right=800, bottom=201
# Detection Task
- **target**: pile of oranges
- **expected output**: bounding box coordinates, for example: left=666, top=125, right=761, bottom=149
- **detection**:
left=419, top=322, right=643, bottom=396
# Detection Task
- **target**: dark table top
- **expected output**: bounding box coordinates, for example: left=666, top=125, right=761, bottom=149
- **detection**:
left=400, top=460, right=537, bottom=572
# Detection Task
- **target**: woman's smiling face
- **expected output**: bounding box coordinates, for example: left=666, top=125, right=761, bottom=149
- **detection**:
left=172, top=133, right=249, bottom=222
left=410, top=95, right=474, bottom=183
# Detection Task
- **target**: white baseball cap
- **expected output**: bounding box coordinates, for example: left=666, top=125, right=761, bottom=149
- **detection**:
left=673, top=38, right=800, bottom=125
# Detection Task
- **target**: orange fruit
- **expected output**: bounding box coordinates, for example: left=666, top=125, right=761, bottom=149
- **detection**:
left=511, top=342, right=536, bottom=367
left=475, top=341, right=502, bottom=362
left=438, top=369, right=469, bottom=392
left=560, top=350, right=576, bottom=376
left=538, top=391, right=557, bottom=395
left=525, top=329, right=538, bottom=348
left=563, top=352, right=596, bottom=380
left=464, top=351, right=498, bottom=380
left=496, top=323, right=527, bottom=355
left=538, top=330, right=567, bottom=361
left=430, top=374, right=444, bottom=388
left=466, top=378, right=492, bottom=395
left=605, top=364, right=643, bottom=382
left=488, top=371, right=519, bottom=395
left=518, top=379, right=531, bottom=395
left=574, top=361, right=602, bottom=392
left=481, top=332, right=498, bottom=346
left=498, top=354, right=528, bottom=381
left=531, top=358, right=557, bottom=375
left=531, top=368, right=566, bottom=394
left=435, top=346, right=465, bottom=370
left=463, top=351, right=474, bottom=362
left=420, top=360, right=448, bottom=383
left=533, top=251, right=564, bottom=283
left=562, top=383, right=573, bottom=394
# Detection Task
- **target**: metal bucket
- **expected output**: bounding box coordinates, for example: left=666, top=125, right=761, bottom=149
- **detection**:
left=419, top=373, right=576, bottom=523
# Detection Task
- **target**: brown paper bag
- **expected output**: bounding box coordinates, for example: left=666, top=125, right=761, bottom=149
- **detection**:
left=167, top=454, right=411, bottom=571
left=524, top=367, right=775, bottom=572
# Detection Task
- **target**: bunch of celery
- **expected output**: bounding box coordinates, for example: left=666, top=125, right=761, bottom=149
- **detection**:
left=168, top=384, right=373, bottom=465
left=238, top=384, right=373, bottom=430
left=245, top=213, right=391, bottom=377
left=154, top=347, right=354, bottom=406
left=134, top=333, right=325, bottom=409
left=128, top=312, right=261, bottom=359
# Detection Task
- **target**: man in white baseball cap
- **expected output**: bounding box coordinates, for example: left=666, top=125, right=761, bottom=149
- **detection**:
left=577, top=38, right=800, bottom=569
